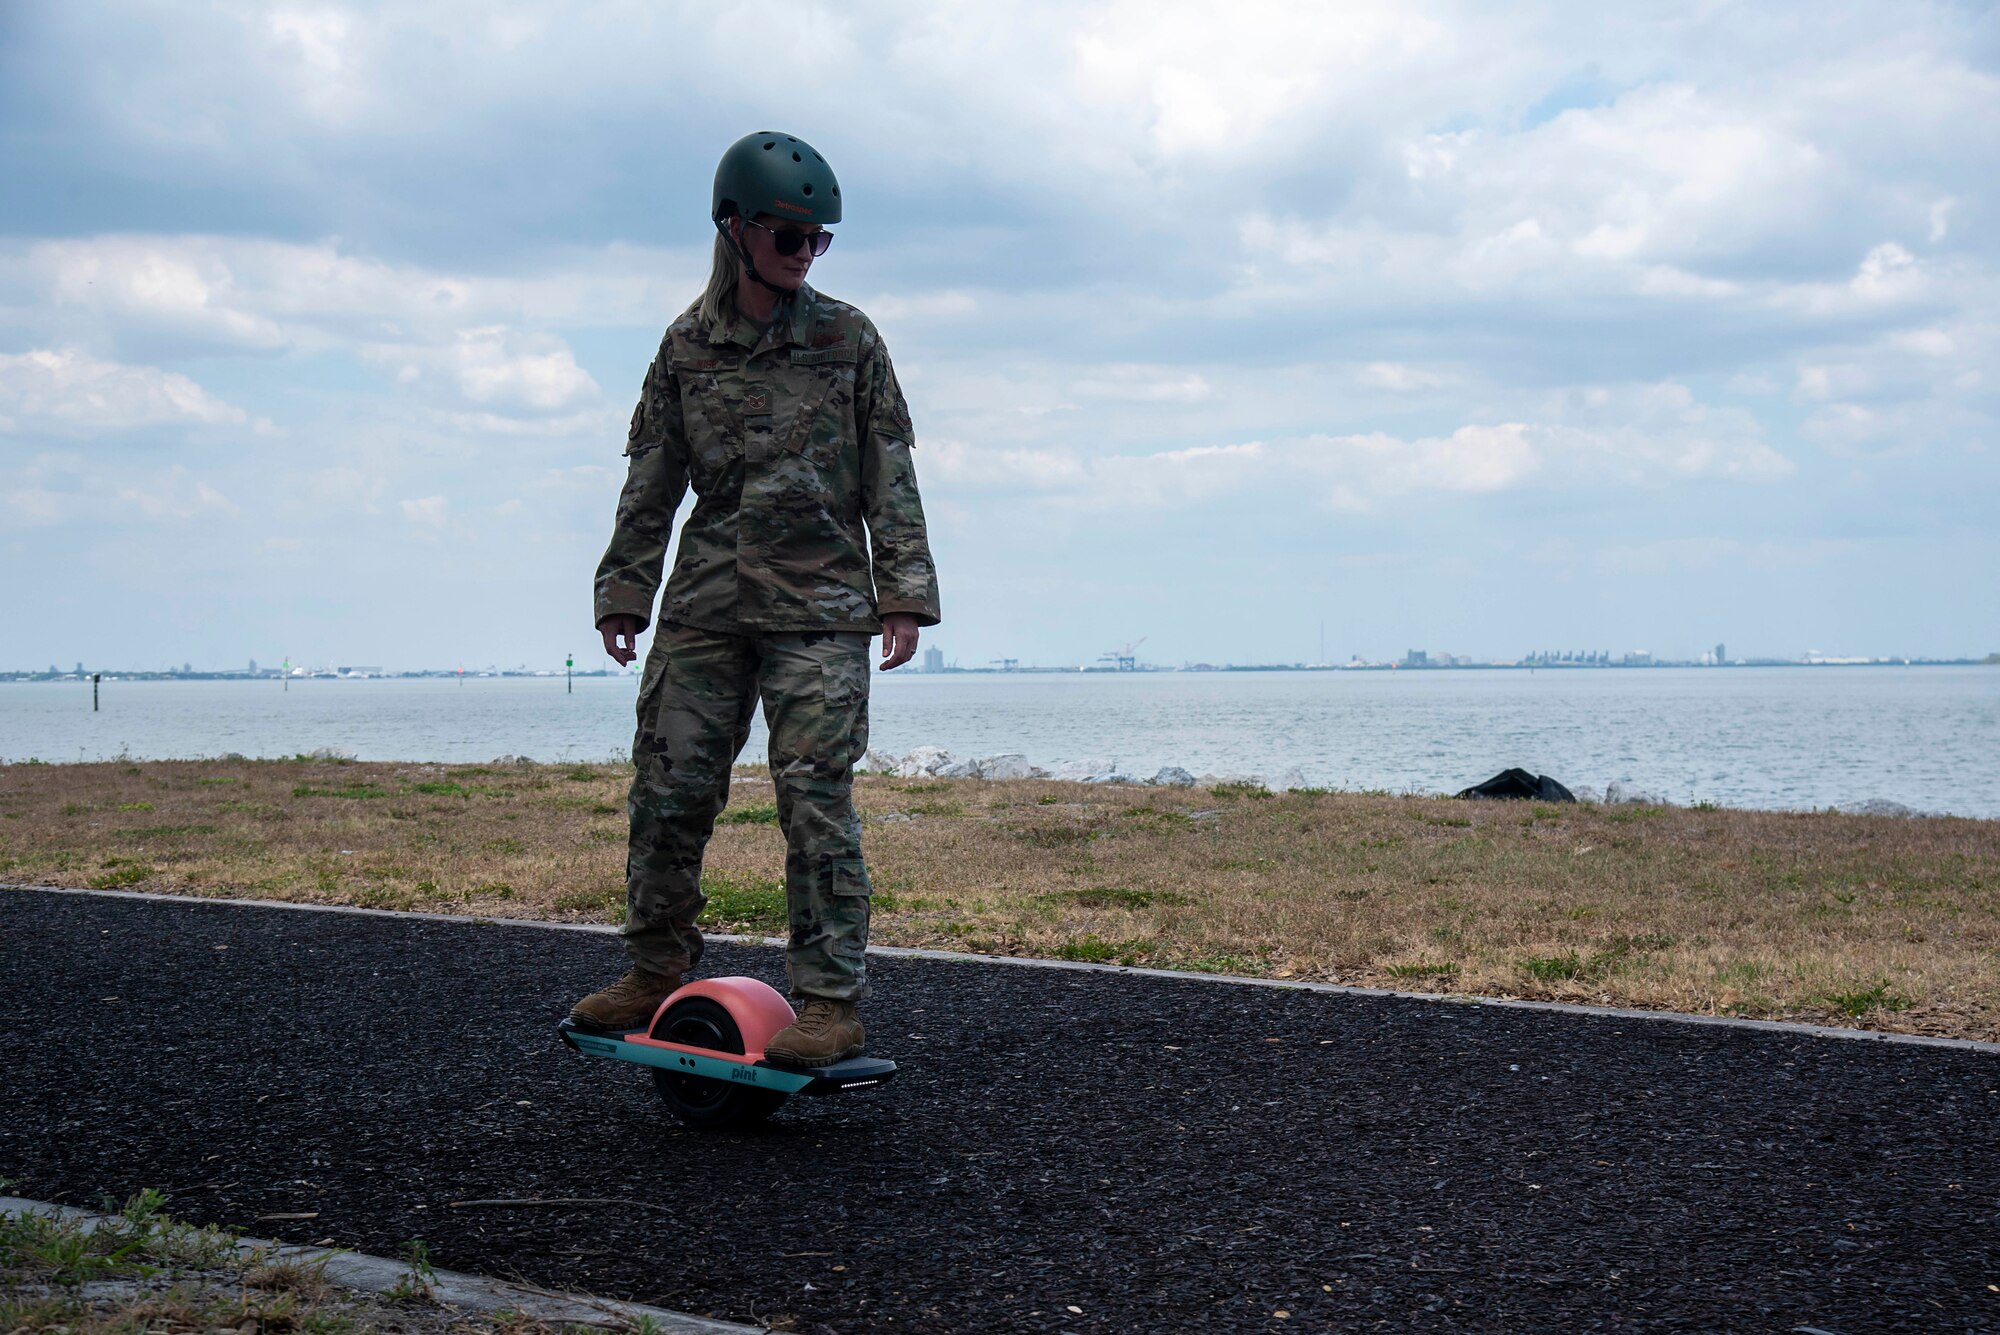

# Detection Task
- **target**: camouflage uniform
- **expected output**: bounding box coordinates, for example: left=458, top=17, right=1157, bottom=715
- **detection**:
left=593, top=284, right=940, bottom=1001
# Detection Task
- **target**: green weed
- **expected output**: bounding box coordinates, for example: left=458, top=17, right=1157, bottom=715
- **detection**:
left=699, top=870, right=787, bottom=932
left=1386, top=961, right=1461, bottom=979
left=1518, top=952, right=1590, bottom=982
left=1211, top=781, right=1273, bottom=800
left=1824, top=982, right=1912, bottom=1017
left=407, top=781, right=474, bottom=797
left=87, top=861, right=150, bottom=890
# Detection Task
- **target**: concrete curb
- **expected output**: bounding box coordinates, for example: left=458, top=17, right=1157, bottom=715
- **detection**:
left=10, top=881, right=2000, bottom=1056
left=0, top=1196, right=761, bottom=1333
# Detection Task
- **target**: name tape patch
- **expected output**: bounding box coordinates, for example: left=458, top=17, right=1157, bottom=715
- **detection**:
left=789, top=345, right=856, bottom=366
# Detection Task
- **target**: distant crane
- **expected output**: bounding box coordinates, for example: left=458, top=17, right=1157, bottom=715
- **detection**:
left=1098, top=637, right=1147, bottom=671
left=989, top=657, right=1019, bottom=672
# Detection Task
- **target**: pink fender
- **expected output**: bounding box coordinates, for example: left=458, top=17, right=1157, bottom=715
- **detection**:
left=644, top=976, right=795, bottom=1060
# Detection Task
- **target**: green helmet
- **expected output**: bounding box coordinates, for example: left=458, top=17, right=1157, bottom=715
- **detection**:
left=711, top=130, right=842, bottom=227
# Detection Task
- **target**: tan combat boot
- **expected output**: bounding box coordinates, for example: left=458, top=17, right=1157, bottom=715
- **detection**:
left=763, top=998, right=864, bottom=1067
left=567, top=966, right=682, bottom=1032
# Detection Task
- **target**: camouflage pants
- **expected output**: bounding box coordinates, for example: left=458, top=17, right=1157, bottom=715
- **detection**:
left=624, top=621, right=873, bottom=1000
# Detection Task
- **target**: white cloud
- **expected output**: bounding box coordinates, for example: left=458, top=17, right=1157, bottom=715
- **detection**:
left=367, top=326, right=597, bottom=412
left=116, top=469, right=238, bottom=520
left=1070, top=364, right=1214, bottom=404
left=1886, top=327, right=1956, bottom=358
left=1928, top=197, right=1956, bottom=244
left=1070, top=1, right=1448, bottom=159
left=17, top=234, right=697, bottom=351
left=861, top=290, right=979, bottom=322
left=433, top=407, right=616, bottom=437
left=307, top=466, right=387, bottom=511
left=3, top=487, right=66, bottom=527
left=400, top=495, right=449, bottom=526
left=929, top=380, right=1790, bottom=510
left=1797, top=399, right=1976, bottom=459
left=6, top=453, right=241, bottom=527
left=0, top=348, right=250, bottom=432
left=1358, top=361, right=1453, bottom=391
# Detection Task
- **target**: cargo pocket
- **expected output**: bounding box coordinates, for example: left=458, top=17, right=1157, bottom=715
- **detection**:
left=632, top=648, right=669, bottom=757
left=827, top=856, right=871, bottom=959
left=818, top=644, right=871, bottom=767
left=820, top=645, right=869, bottom=710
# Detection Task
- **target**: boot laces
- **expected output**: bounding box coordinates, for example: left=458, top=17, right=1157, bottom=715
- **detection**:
left=794, top=998, right=844, bottom=1035
left=615, top=967, right=672, bottom=999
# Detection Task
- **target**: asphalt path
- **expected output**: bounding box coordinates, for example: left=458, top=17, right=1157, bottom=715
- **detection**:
left=3, top=889, right=1997, bottom=1334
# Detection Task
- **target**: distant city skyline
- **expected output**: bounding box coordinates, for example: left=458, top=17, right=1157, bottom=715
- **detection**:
left=2, top=4, right=1994, bottom=669
left=9, top=641, right=1991, bottom=681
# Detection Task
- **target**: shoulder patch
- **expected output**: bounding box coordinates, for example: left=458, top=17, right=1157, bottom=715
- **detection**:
left=789, top=345, right=857, bottom=366
left=627, top=402, right=644, bottom=440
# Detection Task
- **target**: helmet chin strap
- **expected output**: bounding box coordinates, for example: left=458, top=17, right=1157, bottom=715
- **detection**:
left=716, top=218, right=793, bottom=297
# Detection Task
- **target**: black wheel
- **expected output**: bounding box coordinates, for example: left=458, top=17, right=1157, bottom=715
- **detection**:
left=648, top=996, right=787, bottom=1129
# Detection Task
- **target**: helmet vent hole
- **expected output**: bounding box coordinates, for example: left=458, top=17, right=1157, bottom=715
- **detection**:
left=802, top=184, right=813, bottom=195
left=814, top=153, right=824, bottom=162
left=831, top=186, right=840, bottom=197
left=792, top=151, right=802, bottom=162
left=762, top=141, right=776, bottom=151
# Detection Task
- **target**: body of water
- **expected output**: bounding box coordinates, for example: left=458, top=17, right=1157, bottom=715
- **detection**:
left=2, top=666, right=1994, bottom=818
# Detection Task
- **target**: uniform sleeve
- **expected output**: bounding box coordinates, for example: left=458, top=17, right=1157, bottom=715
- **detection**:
left=858, top=329, right=942, bottom=627
left=592, top=348, right=689, bottom=632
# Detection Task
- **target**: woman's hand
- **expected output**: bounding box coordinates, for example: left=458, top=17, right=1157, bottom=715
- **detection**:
left=599, top=615, right=644, bottom=666
left=879, top=613, right=920, bottom=671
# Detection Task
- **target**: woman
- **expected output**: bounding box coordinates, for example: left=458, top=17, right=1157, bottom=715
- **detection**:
left=570, top=131, right=941, bottom=1067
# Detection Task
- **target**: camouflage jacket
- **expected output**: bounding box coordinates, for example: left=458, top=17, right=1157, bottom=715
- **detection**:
left=593, top=284, right=941, bottom=635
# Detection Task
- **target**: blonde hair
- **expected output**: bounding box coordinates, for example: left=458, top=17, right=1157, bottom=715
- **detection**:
left=696, top=230, right=740, bottom=328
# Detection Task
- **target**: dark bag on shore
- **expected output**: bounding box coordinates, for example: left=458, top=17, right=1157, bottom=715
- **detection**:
left=1456, top=768, right=1575, bottom=802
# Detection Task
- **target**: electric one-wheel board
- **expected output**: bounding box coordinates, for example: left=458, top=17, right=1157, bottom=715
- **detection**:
left=556, top=976, right=897, bottom=1128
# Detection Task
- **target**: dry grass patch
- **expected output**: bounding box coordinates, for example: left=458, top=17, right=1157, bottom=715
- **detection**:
left=3, top=760, right=1997, bottom=1039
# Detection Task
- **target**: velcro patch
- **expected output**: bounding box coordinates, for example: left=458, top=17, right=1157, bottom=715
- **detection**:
left=743, top=390, right=773, bottom=415
left=789, top=345, right=857, bottom=366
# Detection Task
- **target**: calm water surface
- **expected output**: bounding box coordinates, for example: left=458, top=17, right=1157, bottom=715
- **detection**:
left=2, top=667, right=1994, bottom=818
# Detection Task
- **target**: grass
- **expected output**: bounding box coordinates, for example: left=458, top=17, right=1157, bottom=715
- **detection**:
left=0, top=1188, right=627, bottom=1334
left=700, top=870, right=788, bottom=932
left=2, top=758, right=1998, bottom=1039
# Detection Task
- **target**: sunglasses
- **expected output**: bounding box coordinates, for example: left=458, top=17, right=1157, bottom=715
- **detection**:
left=745, top=219, right=834, bottom=257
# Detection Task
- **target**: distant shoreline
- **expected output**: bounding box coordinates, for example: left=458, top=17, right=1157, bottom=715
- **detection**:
left=4, top=658, right=1993, bottom=684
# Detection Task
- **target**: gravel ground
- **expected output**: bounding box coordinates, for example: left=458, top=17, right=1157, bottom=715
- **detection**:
left=3, top=889, right=1997, bottom=1334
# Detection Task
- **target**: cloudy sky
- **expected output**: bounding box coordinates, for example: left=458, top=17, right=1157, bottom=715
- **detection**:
left=2, top=1, right=1995, bottom=672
